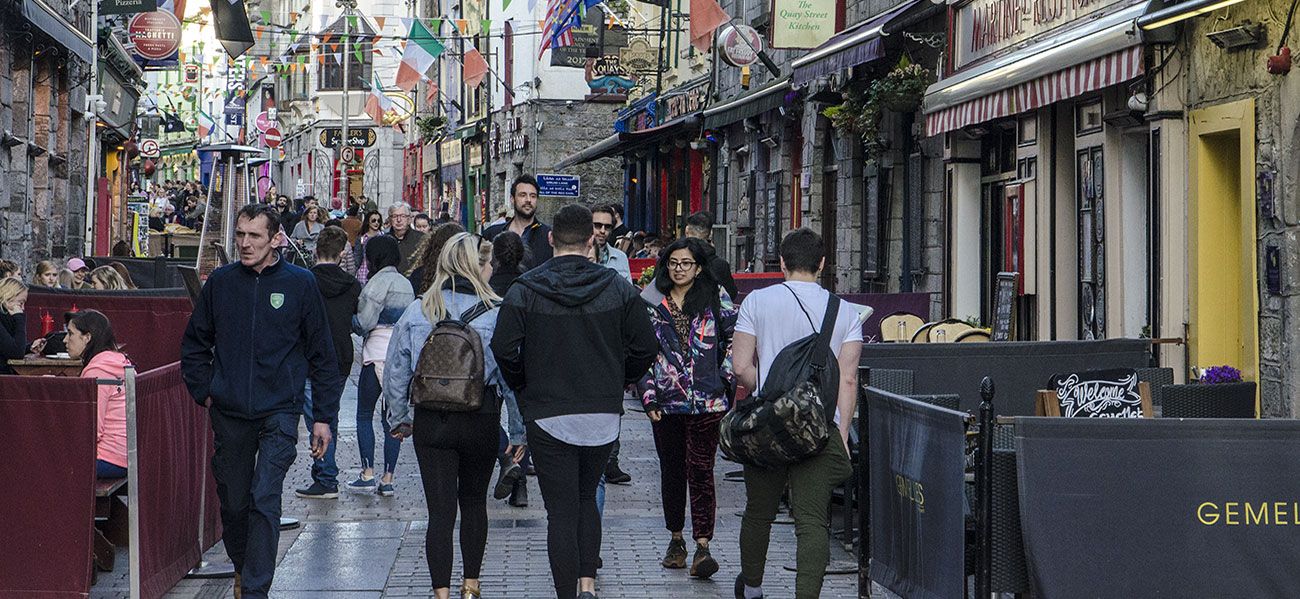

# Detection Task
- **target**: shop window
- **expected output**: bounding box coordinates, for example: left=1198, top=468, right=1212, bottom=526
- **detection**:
left=1076, top=100, right=1104, bottom=135
left=1018, top=116, right=1037, bottom=146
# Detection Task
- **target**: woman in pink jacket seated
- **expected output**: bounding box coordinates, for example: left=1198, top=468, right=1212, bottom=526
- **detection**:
left=66, top=310, right=131, bottom=478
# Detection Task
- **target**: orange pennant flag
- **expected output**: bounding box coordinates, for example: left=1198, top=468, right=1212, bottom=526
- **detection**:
left=375, top=16, right=386, bottom=30
left=290, top=11, right=299, bottom=21
left=456, top=20, right=468, bottom=33
left=689, top=0, right=730, bottom=52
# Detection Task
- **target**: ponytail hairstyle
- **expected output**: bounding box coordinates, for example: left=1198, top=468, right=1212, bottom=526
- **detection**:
left=421, top=233, right=499, bottom=323
left=491, top=230, right=527, bottom=272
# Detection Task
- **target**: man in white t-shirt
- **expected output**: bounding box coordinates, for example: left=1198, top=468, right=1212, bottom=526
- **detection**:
left=730, top=227, right=863, bottom=599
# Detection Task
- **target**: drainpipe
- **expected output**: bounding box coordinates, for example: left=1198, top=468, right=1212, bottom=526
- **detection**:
left=900, top=111, right=914, bottom=292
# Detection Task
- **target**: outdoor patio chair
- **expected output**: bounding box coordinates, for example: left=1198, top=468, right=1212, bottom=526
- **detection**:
left=955, top=328, right=992, bottom=342
left=864, top=367, right=915, bottom=396
left=880, top=311, right=924, bottom=342
left=907, top=394, right=961, bottom=411
left=930, top=320, right=974, bottom=343
left=1136, top=367, right=1174, bottom=407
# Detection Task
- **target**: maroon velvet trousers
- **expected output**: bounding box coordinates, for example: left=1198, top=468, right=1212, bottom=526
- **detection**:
left=650, top=411, right=726, bottom=540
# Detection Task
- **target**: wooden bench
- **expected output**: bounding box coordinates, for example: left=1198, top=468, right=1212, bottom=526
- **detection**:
left=93, top=477, right=127, bottom=572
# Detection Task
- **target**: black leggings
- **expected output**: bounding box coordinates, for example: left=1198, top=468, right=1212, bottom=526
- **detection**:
left=526, top=422, right=615, bottom=599
left=412, top=409, right=500, bottom=589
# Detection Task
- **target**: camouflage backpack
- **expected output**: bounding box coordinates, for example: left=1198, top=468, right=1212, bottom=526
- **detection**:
left=411, top=301, right=498, bottom=412
left=720, top=289, right=840, bottom=468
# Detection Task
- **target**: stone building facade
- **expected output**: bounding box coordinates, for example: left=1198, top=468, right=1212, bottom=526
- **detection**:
left=489, top=100, right=625, bottom=222
left=0, top=0, right=95, bottom=268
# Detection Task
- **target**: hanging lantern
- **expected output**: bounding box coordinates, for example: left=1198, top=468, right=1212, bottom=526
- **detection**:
left=124, top=140, right=140, bottom=160
left=144, top=159, right=156, bottom=177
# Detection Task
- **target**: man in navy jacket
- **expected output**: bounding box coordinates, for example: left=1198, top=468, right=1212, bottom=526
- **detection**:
left=181, top=203, right=342, bottom=599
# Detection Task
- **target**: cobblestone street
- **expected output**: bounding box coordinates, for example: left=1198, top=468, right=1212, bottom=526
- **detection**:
left=91, top=357, right=861, bottom=598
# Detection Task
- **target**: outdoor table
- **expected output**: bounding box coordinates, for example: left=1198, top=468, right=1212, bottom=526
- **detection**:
left=7, top=356, right=83, bottom=376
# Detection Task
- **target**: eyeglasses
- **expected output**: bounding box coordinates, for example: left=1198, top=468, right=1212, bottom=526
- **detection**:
left=667, top=260, right=697, bottom=271
left=593, top=223, right=613, bottom=230
left=390, top=214, right=411, bottom=220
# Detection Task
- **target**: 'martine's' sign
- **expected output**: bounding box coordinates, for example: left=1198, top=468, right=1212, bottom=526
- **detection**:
left=952, top=0, right=1133, bottom=69
left=772, top=0, right=837, bottom=49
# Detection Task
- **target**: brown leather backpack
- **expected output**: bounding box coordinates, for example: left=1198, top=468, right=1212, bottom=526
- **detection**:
left=411, top=301, right=497, bottom=412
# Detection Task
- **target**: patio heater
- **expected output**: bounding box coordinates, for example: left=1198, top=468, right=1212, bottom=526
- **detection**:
left=194, top=144, right=264, bottom=277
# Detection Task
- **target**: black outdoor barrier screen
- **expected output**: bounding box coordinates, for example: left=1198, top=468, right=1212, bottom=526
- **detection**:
left=866, top=388, right=967, bottom=599
left=1015, top=417, right=1300, bottom=597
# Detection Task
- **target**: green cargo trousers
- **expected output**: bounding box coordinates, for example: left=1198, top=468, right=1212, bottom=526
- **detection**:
left=739, top=437, right=854, bottom=598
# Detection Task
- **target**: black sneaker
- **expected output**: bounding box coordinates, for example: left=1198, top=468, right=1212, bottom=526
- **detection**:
left=577, top=593, right=597, bottom=599
left=605, top=461, right=632, bottom=485
left=494, top=463, right=522, bottom=500
left=294, top=482, right=339, bottom=499
left=690, top=543, right=719, bottom=579
left=661, top=537, right=688, bottom=568
left=508, top=478, right=529, bottom=507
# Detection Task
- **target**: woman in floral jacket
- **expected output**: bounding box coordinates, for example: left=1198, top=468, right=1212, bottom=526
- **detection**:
left=636, top=237, right=737, bottom=581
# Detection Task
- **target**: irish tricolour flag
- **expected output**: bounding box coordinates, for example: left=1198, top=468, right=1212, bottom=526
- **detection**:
left=396, top=20, right=444, bottom=93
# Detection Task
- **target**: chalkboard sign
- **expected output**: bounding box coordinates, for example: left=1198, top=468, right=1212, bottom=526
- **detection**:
left=1049, top=368, right=1143, bottom=418
left=991, top=272, right=1018, bottom=341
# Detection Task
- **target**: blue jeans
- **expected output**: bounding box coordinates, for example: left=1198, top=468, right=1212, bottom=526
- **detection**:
left=209, top=410, right=298, bottom=599
left=96, top=459, right=126, bottom=478
left=356, top=363, right=400, bottom=474
left=497, top=426, right=532, bottom=470
left=301, top=381, right=338, bottom=487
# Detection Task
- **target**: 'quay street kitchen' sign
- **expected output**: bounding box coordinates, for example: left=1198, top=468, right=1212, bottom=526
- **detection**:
left=772, top=0, right=837, bottom=49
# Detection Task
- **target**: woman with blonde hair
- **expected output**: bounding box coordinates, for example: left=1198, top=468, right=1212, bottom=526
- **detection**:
left=0, top=279, right=47, bottom=374
left=57, top=268, right=76, bottom=289
left=33, top=260, right=59, bottom=287
left=88, top=266, right=127, bottom=290
left=385, top=233, right=524, bottom=599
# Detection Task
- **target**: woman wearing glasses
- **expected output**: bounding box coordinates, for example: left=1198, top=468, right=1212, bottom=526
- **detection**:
left=635, top=237, right=737, bottom=581
left=354, top=211, right=384, bottom=284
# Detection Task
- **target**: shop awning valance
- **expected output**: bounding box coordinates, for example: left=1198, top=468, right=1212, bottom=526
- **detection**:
left=701, top=78, right=790, bottom=130
left=922, top=1, right=1149, bottom=136
left=22, top=0, right=93, bottom=63
left=790, top=0, right=921, bottom=87
left=553, top=115, right=702, bottom=171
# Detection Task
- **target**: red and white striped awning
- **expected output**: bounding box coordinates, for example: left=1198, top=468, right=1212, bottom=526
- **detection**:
left=926, top=46, right=1144, bottom=137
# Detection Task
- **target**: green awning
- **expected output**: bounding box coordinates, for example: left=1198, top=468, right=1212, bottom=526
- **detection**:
left=702, top=78, right=791, bottom=129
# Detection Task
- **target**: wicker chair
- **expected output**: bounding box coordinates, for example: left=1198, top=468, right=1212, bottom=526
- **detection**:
left=990, top=448, right=1030, bottom=593
left=1161, top=382, right=1257, bottom=418
left=955, top=328, right=992, bottom=343
left=880, top=311, right=925, bottom=342
left=1136, top=367, right=1174, bottom=408
left=907, top=394, right=961, bottom=411
left=863, top=367, right=915, bottom=396
left=930, top=320, right=974, bottom=343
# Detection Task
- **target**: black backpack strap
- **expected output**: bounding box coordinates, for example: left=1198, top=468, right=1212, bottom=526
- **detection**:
left=811, top=294, right=840, bottom=370
left=782, top=284, right=818, bottom=330
left=458, top=300, right=501, bottom=324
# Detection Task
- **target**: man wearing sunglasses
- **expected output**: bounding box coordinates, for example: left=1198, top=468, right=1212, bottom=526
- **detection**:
left=591, top=205, right=631, bottom=282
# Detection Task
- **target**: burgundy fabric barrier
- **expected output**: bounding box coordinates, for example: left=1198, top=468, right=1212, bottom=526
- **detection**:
left=25, top=292, right=193, bottom=372
left=837, top=292, right=934, bottom=342
left=0, top=375, right=98, bottom=599
left=136, top=363, right=213, bottom=599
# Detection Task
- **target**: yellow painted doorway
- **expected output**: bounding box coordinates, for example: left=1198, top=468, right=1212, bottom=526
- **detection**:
left=1188, top=99, right=1259, bottom=396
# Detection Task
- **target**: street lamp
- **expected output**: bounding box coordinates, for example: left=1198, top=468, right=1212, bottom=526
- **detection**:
left=336, top=0, right=357, bottom=207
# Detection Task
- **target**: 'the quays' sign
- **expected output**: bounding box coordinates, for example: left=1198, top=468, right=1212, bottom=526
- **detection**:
left=772, top=0, right=836, bottom=49
left=952, top=0, right=1133, bottom=69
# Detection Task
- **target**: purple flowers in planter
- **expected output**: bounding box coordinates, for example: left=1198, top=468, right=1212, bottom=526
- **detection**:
left=1201, top=365, right=1243, bottom=385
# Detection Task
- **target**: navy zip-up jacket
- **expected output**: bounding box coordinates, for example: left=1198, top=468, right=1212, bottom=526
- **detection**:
left=181, top=256, right=343, bottom=425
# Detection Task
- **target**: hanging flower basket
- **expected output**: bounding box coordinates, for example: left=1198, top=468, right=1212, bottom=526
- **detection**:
left=875, top=63, right=932, bottom=112
left=822, top=59, right=932, bottom=159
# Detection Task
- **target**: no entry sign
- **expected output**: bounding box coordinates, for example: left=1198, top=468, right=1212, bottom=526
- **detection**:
left=264, top=127, right=281, bottom=148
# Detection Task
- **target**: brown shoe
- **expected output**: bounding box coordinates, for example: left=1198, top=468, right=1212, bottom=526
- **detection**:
left=233, top=572, right=242, bottom=599
left=690, top=543, right=719, bottom=579
left=661, top=537, right=688, bottom=568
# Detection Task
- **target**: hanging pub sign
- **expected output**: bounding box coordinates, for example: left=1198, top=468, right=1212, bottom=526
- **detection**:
left=771, top=0, right=837, bottom=49
left=552, top=10, right=629, bottom=68
left=619, top=38, right=659, bottom=75
left=718, top=24, right=765, bottom=67
left=126, top=2, right=182, bottom=69
left=952, top=0, right=1132, bottom=70
left=586, top=55, right=637, bottom=99
left=101, top=0, right=156, bottom=16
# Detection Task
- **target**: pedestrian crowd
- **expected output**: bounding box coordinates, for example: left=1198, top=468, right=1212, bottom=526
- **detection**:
left=7, top=172, right=862, bottom=599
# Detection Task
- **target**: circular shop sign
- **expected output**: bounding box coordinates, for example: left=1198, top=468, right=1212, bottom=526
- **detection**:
left=128, top=10, right=183, bottom=61
left=140, top=139, right=160, bottom=158
left=718, top=24, right=764, bottom=68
